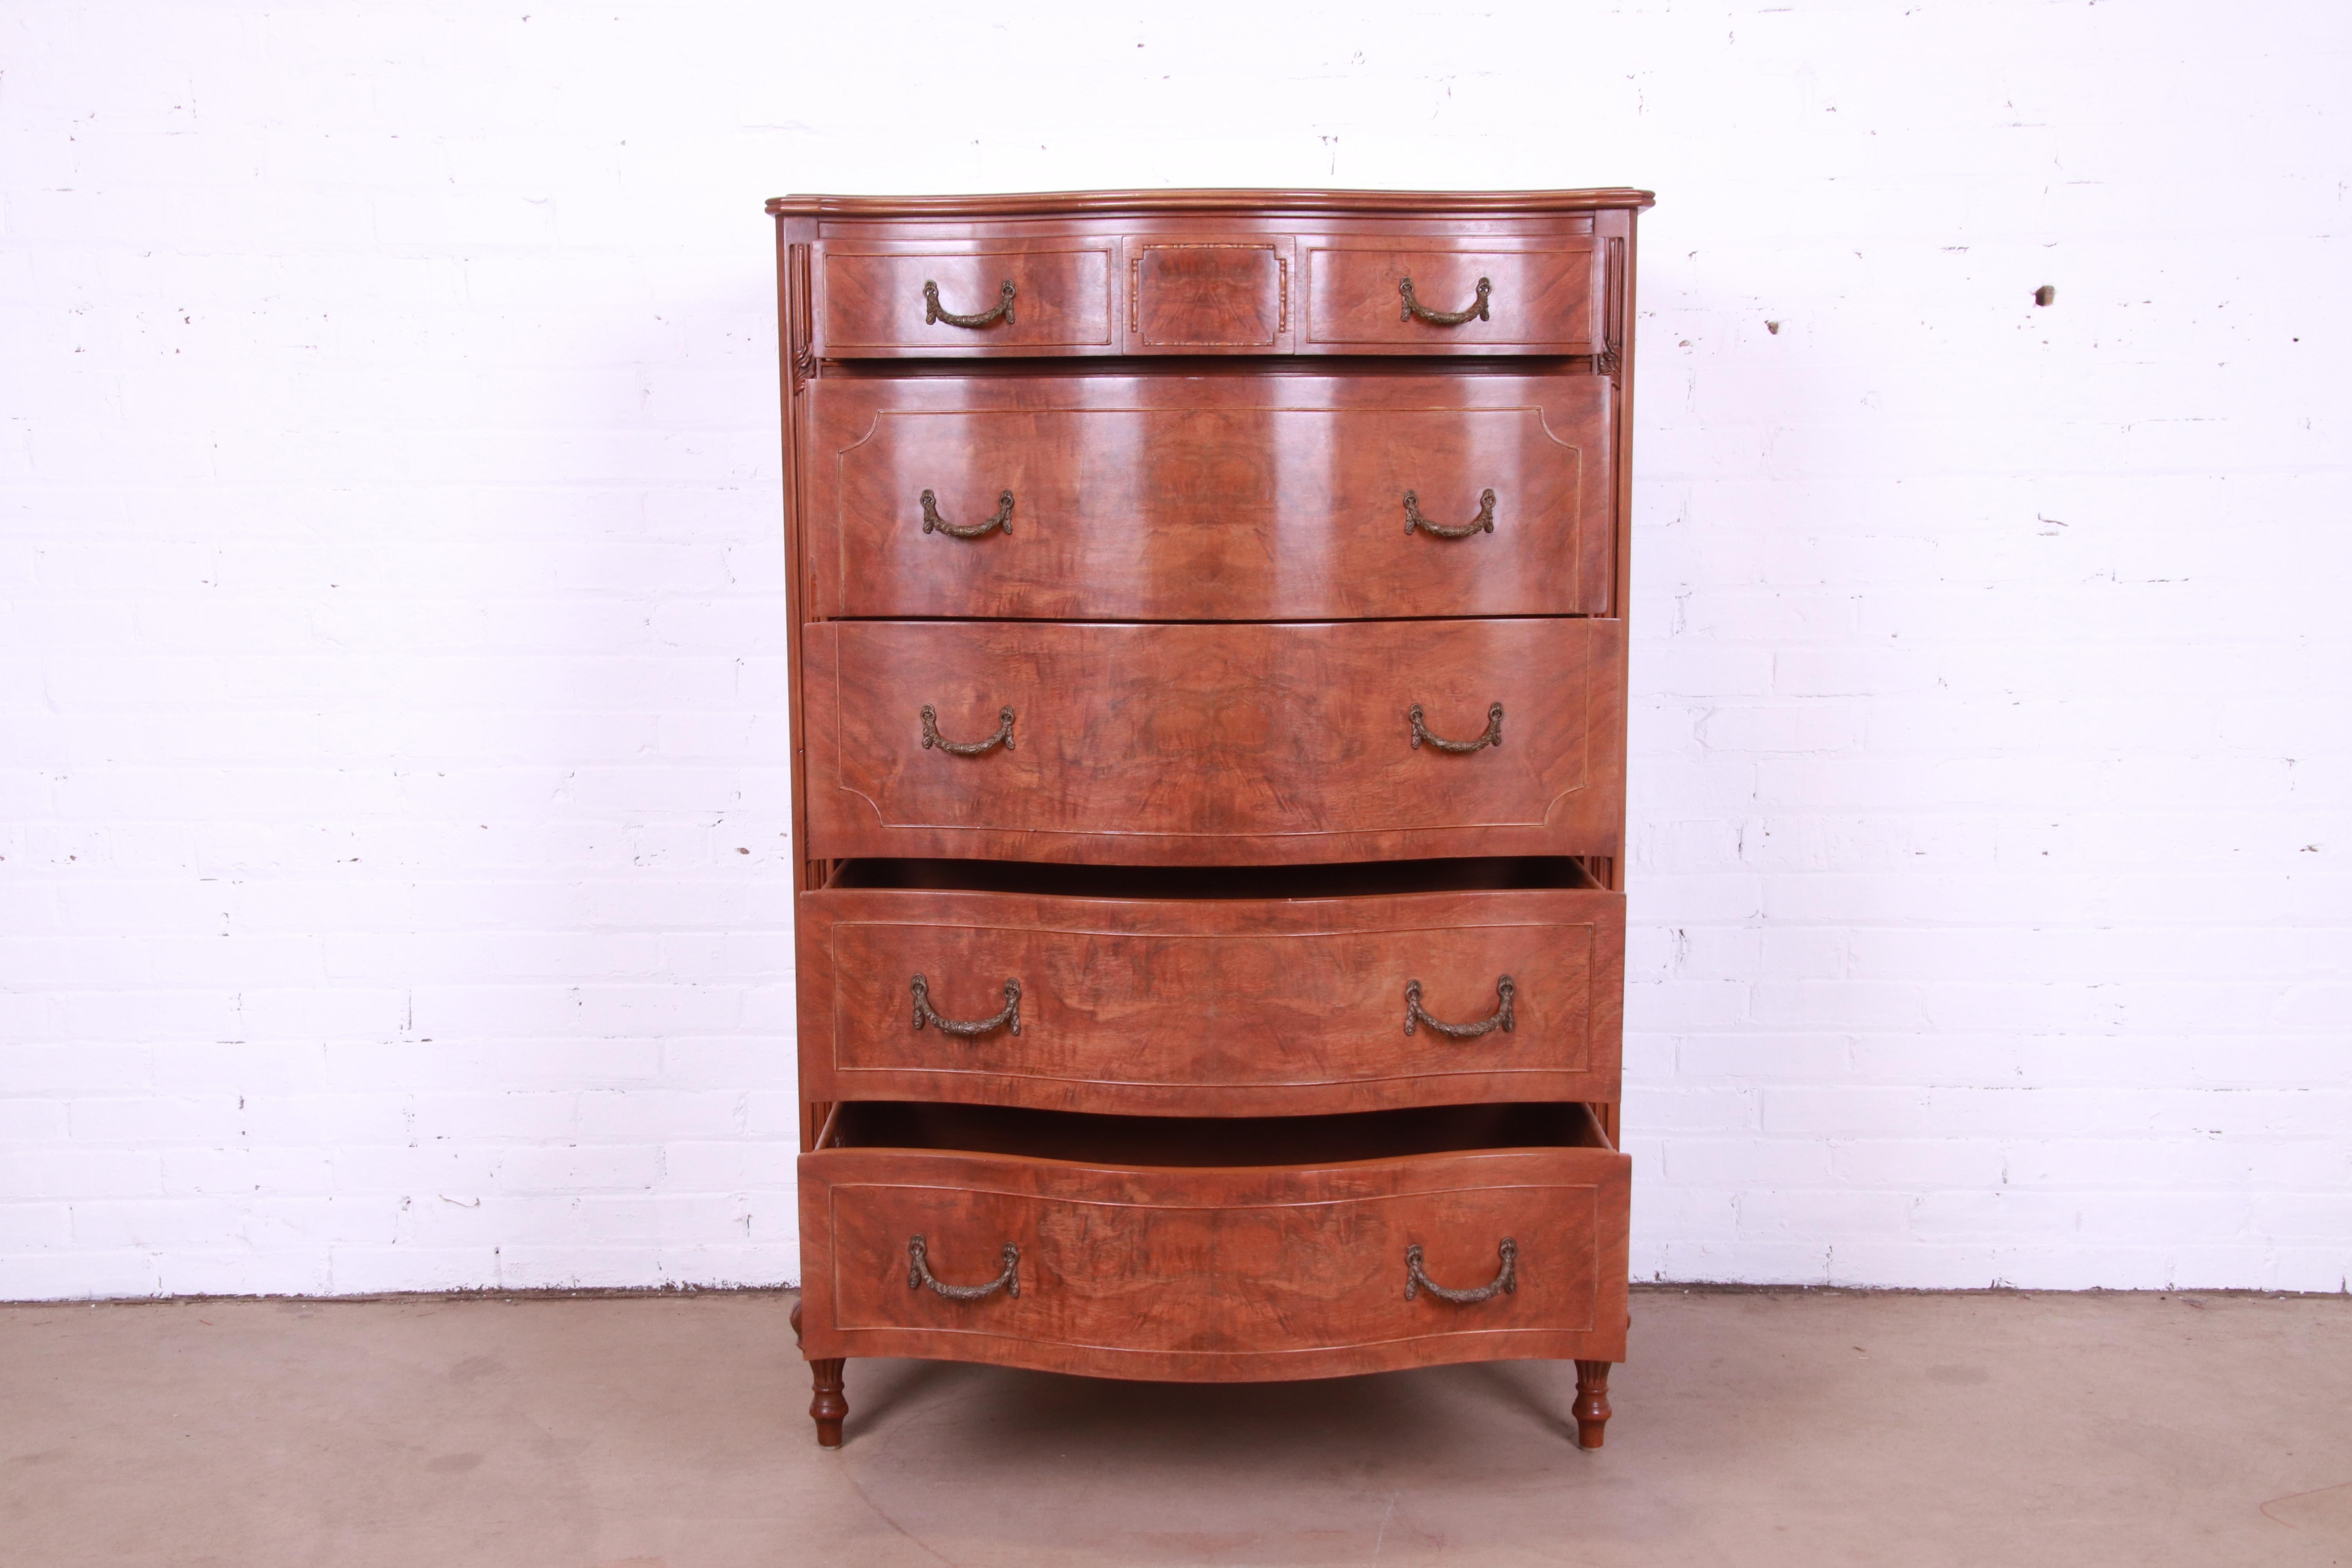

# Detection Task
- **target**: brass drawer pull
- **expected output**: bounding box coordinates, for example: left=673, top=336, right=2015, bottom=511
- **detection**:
left=1404, top=975, right=1515, bottom=1038
left=1408, top=701, right=1503, bottom=753
left=908, top=1236, right=1020, bottom=1301
left=1406, top=1238, right=1517, bottom=1303
left=1403, top=488, right=1496, bottom=538
left=911, top=975, right=1022, bottom=1038
left=924, top=278, right=1017, bottom=328
left=922, top=488, right=1014, bottom=539
left=920, top=704, right=1016, bottom=755
left=1399, top=275, right=1492, bottom=326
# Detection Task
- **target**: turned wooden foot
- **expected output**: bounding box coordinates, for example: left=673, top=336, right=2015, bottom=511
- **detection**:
left=1573, top=1359, right=1613, bottom=1449
left=808, top=1357, right=848, bottom=1448
left=790, top=1298, right=846, bottom=1447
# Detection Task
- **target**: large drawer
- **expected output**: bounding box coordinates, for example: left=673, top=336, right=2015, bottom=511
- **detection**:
left=799, top=871, right=1624, bottom=1115
left=804, top=375, right=1615, bottom=620
left=796, top=1102, right=1632, bottom=1380
left=800, top=618, right=1627, bottom=866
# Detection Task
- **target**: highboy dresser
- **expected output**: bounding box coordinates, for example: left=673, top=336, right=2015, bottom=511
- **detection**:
left=767, top=187, right=1650, bottom=1449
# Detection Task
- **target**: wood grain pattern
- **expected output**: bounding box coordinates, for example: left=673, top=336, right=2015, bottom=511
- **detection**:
left=818, top=241, right=1114, bottom=353
left=806, top=213, right=1639, bottom=359
left=798, top=884, right=1624, bottom=1115
left=806, top=374, right=1612, bottom=621
left=1128, top=240, right=1290, bottom=351
left=1305, top=238, right=1601, bottom=353
left=774, top=188, right=1645, bottom=1446
left=796, top=1112, right=1631, bottom=1379
left=801, top=618, right=1626, bottom=866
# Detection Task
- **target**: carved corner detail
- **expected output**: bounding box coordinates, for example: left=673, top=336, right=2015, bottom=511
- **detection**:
left=1598, top=236, right=1626, bottom=382
left=788, top=242, right=817, bottom=393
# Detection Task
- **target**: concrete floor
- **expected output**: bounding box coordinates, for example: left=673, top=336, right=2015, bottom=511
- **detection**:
left=2, top=1290, right=2347, bottom=1567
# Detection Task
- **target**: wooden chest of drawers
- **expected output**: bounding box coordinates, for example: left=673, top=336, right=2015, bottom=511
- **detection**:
left=767, top=187, right=1650, bottom=1450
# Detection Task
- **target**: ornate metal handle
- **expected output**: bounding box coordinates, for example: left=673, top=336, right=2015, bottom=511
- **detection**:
left=1403, top=488, right=1496, bottom=539
left=923, top=278, right=1016, bottom=328
left=920, top=704, right=1016, bottom=755
left=1406, top=1238, right=1517, bottom=1303
left=1404, top=975, right=1515, bottom=1038
left=921, top=488, right=1014, bottom=539
left=1408, top=702, right=1504, bottom=753
left=1399, top=276, right=1492, bottom=326
left=911, top=975, right=1022, bottom=1038
left=908, top=1236, right=1020, bottom=1301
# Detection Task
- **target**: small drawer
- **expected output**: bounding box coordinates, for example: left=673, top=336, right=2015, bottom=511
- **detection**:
left=800, top=617, right=1626, bottom=866
left=796, top=1101, right=1631, bottom=1381
left=799, top=862, right=1623, bottom=1116
left=1122, top=236, right=1295, bottom=353
left=805, top=374, right=1615, bottom=620
left=817, top=240, right=1116, bottom=356
left=1304, top=237, right=1604, bottom=354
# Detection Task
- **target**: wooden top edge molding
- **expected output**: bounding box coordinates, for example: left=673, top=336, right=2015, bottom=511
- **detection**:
left=764, top=187, right=1658, bottom=218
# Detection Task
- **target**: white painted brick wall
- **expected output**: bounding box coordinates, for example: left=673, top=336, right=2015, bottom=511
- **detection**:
left=3, top=0, right=2347, bottom=1298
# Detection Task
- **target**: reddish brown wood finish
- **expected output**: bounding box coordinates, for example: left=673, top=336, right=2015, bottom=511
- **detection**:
left=801, top=618, right=1625, bottom=866
left=1127, top=238, right=1292, bottom=352
left=788, top=1297, right=846, bottom=1445
left=819, top=240, right=1116, bottom=353
left=808, top=1357, right=847, bottom=1448
left=773, top=187, right=1649, bottom=1450
left=769, top=188, right=1656, bottom=219
left=1305, top=237, right=1601, bottom=354
left=801, top=201, right=1641, bottom=359
left=777, top=217, right=824, bottom=1158
left=796, top=1119, right=1631, bottom=1382
left=805, top=375, right=1614, bottom=621
left=1573, top=1359, right=1613, bottom=1448
left=798, top=883, right=1624, bottom=1115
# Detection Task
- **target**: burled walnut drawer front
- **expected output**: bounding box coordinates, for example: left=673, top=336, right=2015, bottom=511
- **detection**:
left=798, top=886, right=1624, bottom=1116
left=818, top=240, right=1116, bottom=354
left=1303, top=237, right=1604, bottom=354
left=801, top=618, right=1626, bottom=866
left=806, top=375, right=1614, bottom=620
left=797, top=1142, right=1631, bottom=1380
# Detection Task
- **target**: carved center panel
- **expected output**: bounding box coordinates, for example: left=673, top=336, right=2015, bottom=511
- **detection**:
left=1131, top=243, right=1288, bottom=347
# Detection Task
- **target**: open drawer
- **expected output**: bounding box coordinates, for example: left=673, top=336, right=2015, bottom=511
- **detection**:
left=796, top=1100, right=1631, bottom=1381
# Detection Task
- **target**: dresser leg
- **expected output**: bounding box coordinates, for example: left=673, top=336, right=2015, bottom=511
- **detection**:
left=790, top=1298, right=848, bottom=1447
left=808, top=1357, right=849, bottom=1448
left=1572, top=1360, right=1613, bottom=1449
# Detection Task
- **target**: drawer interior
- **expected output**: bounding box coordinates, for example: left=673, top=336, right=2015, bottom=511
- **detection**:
left=825, top=855, right=1601, bottom=900
left=820, top=1099, right=1612, bottom=1167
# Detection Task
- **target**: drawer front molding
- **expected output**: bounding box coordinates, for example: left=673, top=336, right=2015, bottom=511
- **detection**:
left=798, top=1147, right=1631, bottom=1380
left=1304, top=237, right=1603, bottom=352
left=802, top=618, right=1625, bottom=865
left=1124, top=238, right=1293, bottom=352
left=818, top=241, right=1116, bottom=353
left=798, top=886, right=1625, bottom=1114
left=808, top=218, right=1612, bottom=359
left=808, top=375, right=1612, bottom=620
